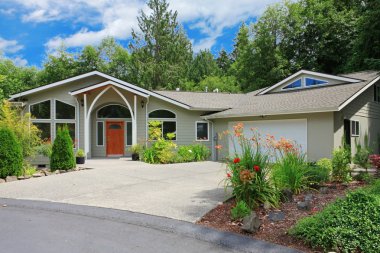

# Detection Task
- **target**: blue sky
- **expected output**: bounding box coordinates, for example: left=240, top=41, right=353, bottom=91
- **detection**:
left=0, top=0, right=279, bottom=67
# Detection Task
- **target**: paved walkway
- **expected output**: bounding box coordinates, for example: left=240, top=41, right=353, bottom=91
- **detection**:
left=0, top=159, right=229, bottom=222
left=0, top=198, right=301, bottom=253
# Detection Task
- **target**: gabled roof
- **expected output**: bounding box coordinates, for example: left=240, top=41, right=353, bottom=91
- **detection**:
left=204, top=71, right=380, bottom=119
left=258, top=70, right=362, bottom=95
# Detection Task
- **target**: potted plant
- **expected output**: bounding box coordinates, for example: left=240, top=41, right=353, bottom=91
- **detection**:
left=76, top=149, right=86, bottom=164
left=128, top=144, right=142, bottom=161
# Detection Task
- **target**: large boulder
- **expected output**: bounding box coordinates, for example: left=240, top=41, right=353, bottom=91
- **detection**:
left=241, top=211, right=261, bottom=233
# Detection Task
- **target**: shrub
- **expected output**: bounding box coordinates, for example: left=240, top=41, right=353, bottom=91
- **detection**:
left=354, top=171, right=375, bottom=184
left=34, top=141, right=52, bottom=157
left=50, top=125, right=76, bottom=171
left=353, top=140, right=371, bottom=170
left=331, top=147, right=351, bottom=182
left=128, top=144, right=143, bottom=155
left=20, top=163, right=37, bottom=177
left=369, top=154, right=380, bottom=169
left=290, top=183, right=380, bottom=252
left=191, top=144, right=210, bottom=161
left=225, top=123, right=280, bottom=208
left=305, top=158, right=332, bottom=184
left=142, top=147, right=156, bottom=164
left=177, top=145, right=195, bottom=162
left=231, top=200, right=251, bottom=220
left=76, top=149, right=85, bottom=158
left=0, top=126, right=23, bottom=178
left=272, top=152, right=309, bottom=194
left=0, top=100, right=41, bottom=158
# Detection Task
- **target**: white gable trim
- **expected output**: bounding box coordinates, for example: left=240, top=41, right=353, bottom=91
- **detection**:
left=259, top=70, right=362, bottom=95
left=69, top=80, right=149, bottom=98
left=10, top=71, right=191, bottom=110
left=338, top=76, right=380, bottom=111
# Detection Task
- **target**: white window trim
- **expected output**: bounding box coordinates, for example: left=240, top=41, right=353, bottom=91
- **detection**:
left=148, top=109, right=177, bottom=140
left=96, top=121, right=105, bottom=147
left=32, top=122, right=52, bottom=141
left=195, top=121, right=209, bottom=142
left=351, top=120, right=360, bottom=137
left=281, top=77, right=330, bottom=91
left=281, top=78, right=302, bottom=91
left=304, top=77, right=329, bottom=87
left=29, top=99, right=52, bottom=120
left=54, top=99, right=76, bottom=120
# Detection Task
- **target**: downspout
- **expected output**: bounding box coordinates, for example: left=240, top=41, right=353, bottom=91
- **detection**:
left=75, top=97, right=80, bottom=150
left=205, top=119, right=215, bottom=161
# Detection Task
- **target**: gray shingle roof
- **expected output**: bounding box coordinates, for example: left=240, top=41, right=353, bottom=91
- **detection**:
left=154, top=71, right=380, bottom=118
left=153, top=91, right=244, bottom=110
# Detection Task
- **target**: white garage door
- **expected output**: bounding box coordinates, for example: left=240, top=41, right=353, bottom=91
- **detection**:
left=228, top=119, right=307, bottom=157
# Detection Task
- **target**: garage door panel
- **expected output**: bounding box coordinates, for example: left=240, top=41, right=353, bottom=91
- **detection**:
left=228, top=119, right=307, bottom=157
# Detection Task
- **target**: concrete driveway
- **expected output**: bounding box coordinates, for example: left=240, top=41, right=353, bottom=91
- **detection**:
left=0, top=159, right=229, bottom=222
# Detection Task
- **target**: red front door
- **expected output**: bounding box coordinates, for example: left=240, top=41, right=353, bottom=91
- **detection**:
left=106, top=121, right=124, bottom=156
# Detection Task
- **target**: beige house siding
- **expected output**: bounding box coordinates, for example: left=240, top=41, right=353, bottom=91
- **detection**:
left=334, top=81, right=380, bottom=155
left=146, top=97, right=213, bottom=150
left=212, top=112, right=334, bottom=161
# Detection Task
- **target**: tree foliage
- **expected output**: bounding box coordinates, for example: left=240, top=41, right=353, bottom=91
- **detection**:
left=0, top=126, right=23, bottom=178
left=50, top=125, right=76, bottom=171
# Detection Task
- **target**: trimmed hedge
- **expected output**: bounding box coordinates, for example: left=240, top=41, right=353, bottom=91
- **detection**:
left=290, top=181, right=380, bottom=252
left=50, top=125, right=76, bottom=171
left=0, top=127, right=23, bottom=178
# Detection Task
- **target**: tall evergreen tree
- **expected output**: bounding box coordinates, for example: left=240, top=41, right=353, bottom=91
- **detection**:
left=189, top=49, right=220, bottom=83
left=216, top=49, right=233, bottom=74
left=129, top=0, right=192, bottom=89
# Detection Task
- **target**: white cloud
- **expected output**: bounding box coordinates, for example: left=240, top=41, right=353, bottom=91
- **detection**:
left=0, top=37, right=24, bottom=54
left=6, top=0, right=281, bottom=52
left=11, top=56, right=28, bottom=66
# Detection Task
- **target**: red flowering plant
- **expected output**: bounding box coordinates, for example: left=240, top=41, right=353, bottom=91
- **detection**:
left=223, top=123, right=280, bottom=208
left=369, top=154, right=380, bottom=170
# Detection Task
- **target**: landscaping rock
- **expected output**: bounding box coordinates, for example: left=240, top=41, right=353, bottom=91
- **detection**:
left=280, top=189, right=293, bottom=202
left=59, top=170, right=67, bottom=174
left=297, top=201, right=312, bottom=211
left=32, top=173, right=44, bottom=178
left=320, top=187, right=329, bottom=194
left=263, top=201, right=271, bottom=210
left=17, top=175, right=31, bottom=180
left=241, top=211, right=261, bottom=233
left=0, top=178, right=5, bottom=183
left=304, top=194, right=313, bottom=202
left=268, top=211, right=285, bottom=222
left=54, top=170, right=60, bottom=174
left=6, top=176, right=17, bottom=182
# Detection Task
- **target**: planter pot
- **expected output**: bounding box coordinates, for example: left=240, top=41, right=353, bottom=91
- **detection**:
left=131, top=153, right=140, bottom=161
left=76, top=156, right=85, bottom=164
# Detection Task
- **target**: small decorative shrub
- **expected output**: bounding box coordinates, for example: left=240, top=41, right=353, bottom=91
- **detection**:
left=20, top=163, right=37, bottom=177
left=331, top=147, right=351, bottom=182
left=50, top=125, right=76, bottom=171
left=34, top=141, right=52, bottom=157
left=177, top=146, right=196, bottom=162
left=290, top=182, right=380, bottom=253
left=225, top=123, right=280, bottom=208
left=191, top=144, right=211, bottom=161
left=369, top=154, right=380, bottom=169
left=353, top=138, right=371, bottom=171
left=306, top=158, right=332, bottom=184
left=354, top=171, right=374, bottom=183
left=231, top=200, right=251, bottom=220
left=128, top=144, right=143, bottom=155
left=0, top=126, right=23, bottom=178
left=76, top=149, right=85, bottom=157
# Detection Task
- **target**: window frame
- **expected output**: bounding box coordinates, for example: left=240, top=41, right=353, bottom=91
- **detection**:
left=96, top=104, right=132, bottom=119
left=282, top=78, right=302, bottom=90
left=305, top=77, right=329, bottom=87
left=96, top=121, right=105, bottom=146
left=33, top=122, right=52, bottom=142
left=351, top=120, right=360, bottom=137
left=195, top=121, right=209, bottom=142
left=29, top=99, right=51, bottom=120
left=374, top=85, right=380, bottom=103
left=55, top=99, right=76, bottom=120
left=281, top=77, right=330, bottom=91
left=126, top=121, right=132, bottom=146
left=148, top=109, right=177, bottom=141
left=55, top=122, right=76, bottom=147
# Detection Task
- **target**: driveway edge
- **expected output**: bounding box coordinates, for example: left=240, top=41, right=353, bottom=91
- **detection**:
left=0, top=198, right=302, bottom=253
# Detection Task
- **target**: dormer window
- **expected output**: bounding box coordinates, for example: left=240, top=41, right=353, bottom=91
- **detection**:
left=283, top=79, right=302, bottom=89
left=305, top=78, right=328, bottom=87
left=282, top=77, right=329, bottom=91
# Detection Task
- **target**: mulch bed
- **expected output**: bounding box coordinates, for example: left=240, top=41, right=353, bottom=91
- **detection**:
left=197, top=181, right=366, bottom=253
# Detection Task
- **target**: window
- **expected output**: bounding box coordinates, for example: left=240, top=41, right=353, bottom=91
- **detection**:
left=56, top=100, right=75, bottom=119
left=282, top=79, right=302, bottom=90
left=56, top=123, right=76, bottom=144
left=305, top=78, right=328, bottom=87
left=97, top=122, right=104, bottom=146
left=351, top=120, right=359, bottom=137
left=33, top=123, right=51, bottom=141
left=148, top=109, right=176, bottom=140
left=97, top=105, right=131, bottom=118
left=374, top=85, right=380, bottom=102
left=148, top=110, right=176, bottom=118
left=196, top=122, right=209, bottom=141
left=126, top=122, right=132, bottom=146
left=30, top=100, right=50, bottom=119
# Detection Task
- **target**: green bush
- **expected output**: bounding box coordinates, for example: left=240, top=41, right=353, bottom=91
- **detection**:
left=290, top=182, right=380, bottom=252
left=332, top=147, right=351, bottom=182
left=272, top=153, right=309, bottom=194
left=34, top=141, right=52, bottom=157
left=353, top=143, right=371, bottom=170
left=76, top=149, right=85, bottom=157
left=231, top=200, right=251, bottom=220
left=191, top=144, right=210, bottom=161
left=0, top=127, right=23, bottom=178
left=177, top=145, right=196, bottom=162
left=50, top=125, right=76, bottom=171
left=305, top=158, right=332, bottom=184
left=142, top=147, right=156, bottom=163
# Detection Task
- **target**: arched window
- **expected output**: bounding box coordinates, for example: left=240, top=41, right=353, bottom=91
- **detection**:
left=148, top=109, right=176, bottom=140
left=97, top=104, right=131, bottom=118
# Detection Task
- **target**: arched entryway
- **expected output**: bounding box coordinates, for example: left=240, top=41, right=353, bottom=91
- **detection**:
left=96, top=104, right=132, bottom=156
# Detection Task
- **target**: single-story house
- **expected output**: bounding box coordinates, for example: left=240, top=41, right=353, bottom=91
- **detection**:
left=9, top=69, right=380, bottom=162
